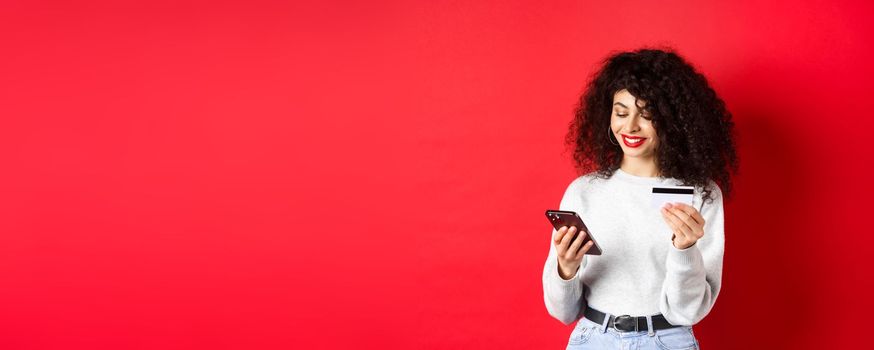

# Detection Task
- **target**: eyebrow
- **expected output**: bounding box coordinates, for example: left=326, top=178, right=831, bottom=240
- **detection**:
left=613, top=101, right=649, bottom=112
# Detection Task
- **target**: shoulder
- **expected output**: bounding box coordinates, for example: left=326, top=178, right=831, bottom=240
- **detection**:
left=563, top=171, right=608, bottom=196
left=692, top=179, right=721, bottom=195
left=559, top=172, right=601, bottom=209
left=567, top=171, right=602, bottom=189
left=704, top=179, right=723, bottom=200
left=695, top=179, right=724, bottom=211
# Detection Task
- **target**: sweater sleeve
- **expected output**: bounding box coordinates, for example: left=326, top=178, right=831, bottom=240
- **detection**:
left=542, top=178, right=587, bottom=325
left=658, top=181, right=726, bottom=325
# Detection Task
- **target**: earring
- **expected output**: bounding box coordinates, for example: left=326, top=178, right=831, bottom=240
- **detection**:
left=607, top=125, right=619, bottom=146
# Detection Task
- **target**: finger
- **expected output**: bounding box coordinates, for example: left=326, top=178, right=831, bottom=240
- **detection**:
left=575, top=240, right=594, bottom=260
left=669, top=207, right=700, bottom=231
left=668, top=214, right=700, bottom=243
left=668, top=228, right=691, bottom=249
left=671, top=203, right=704, bottom=225
left=568, top=230, right=588, bottom=256
left=662, top=208, right=694, bottom=240
left=553, top=226, right=568, bottom=244
left=666, top=208, right=694, bottom=236
left=684, top=206, right=705, bottom=225
left=673, top=234, right=691, bottom=249
left=563, top=243, right=577, bottom=260
left=559, top=226, right=577, bottom=252
left=660, top=208, right=680, bottom=232
left=669, top=206, right=705, bottom=238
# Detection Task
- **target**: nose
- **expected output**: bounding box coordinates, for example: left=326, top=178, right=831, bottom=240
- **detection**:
left=622, top=116, right=642, bottom=133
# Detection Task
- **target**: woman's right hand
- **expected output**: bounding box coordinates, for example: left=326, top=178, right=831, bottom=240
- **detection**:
left=553, top=226, right=594, bottom=280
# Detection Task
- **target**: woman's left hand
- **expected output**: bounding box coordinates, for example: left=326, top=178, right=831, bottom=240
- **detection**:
left=660, top=203, right=706, bottom=250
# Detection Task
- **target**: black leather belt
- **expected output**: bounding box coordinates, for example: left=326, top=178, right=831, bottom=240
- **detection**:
left=584, top=307, right=680, bottom=332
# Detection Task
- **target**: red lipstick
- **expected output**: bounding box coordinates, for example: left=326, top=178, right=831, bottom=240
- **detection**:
left=621, top=134, right=646, bottom=148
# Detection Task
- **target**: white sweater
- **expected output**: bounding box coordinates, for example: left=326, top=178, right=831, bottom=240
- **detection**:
left=542, top=168, right=725, bottom=326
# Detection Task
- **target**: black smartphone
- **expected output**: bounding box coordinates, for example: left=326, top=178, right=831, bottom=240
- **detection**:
left=545, top=209, right=603, bottom=255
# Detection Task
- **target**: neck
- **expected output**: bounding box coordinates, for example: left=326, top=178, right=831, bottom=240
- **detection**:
left=620, top=157, right=660, bottom=178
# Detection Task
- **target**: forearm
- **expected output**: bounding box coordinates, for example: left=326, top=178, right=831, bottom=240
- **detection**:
left=543, top=254, right=584, bottom=325
left=658, top=244, right=719, bottom=325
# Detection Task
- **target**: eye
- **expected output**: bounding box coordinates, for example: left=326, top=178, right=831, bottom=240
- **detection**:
left=616, top=113, right=628, bottom=118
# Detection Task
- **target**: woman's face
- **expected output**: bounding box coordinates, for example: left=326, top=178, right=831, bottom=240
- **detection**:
left=610, top=89, right=659, bottom=159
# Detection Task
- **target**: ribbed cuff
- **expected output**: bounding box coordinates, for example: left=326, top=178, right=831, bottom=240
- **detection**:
left=666, top=242, right=704, bottom=273
left=549, top=258, right=581, bottom=297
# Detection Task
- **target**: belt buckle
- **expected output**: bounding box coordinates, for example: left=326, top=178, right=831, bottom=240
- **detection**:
left=612, top=315, right=638, bottom=332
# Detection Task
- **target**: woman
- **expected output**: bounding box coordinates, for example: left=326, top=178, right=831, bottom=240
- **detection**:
left=542, top=48, right=738, bottom=349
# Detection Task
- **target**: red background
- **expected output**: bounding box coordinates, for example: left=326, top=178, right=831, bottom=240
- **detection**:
left=2, top=0, right=872, bottom=348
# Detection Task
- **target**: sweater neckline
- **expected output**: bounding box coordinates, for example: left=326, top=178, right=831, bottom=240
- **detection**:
left=613, top=168, right=678, bottom=186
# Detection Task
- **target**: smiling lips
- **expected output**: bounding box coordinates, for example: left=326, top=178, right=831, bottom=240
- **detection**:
left=621, top=134, right=646, bottom=148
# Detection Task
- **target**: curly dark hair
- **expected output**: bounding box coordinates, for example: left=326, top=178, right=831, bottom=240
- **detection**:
left=566, top=48, right=739, bottom=203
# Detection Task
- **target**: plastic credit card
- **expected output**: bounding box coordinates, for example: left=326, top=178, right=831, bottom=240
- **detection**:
left=651, top=186, right=694, bottom=209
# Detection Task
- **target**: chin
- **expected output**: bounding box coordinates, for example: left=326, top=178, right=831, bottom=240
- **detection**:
left=622, top=149, right=653, bottom=157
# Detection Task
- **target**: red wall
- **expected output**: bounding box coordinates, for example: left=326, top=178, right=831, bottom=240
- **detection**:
left=2, top=0, right=872, bottom=348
